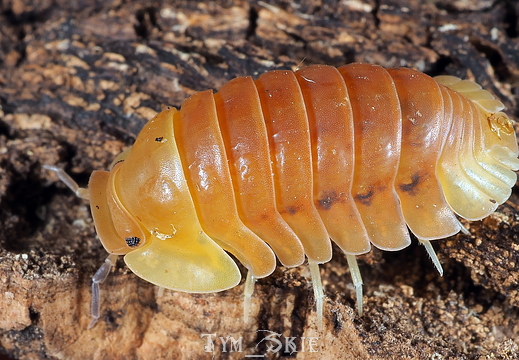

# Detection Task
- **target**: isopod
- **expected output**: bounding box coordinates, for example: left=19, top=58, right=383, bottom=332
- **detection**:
left=44, top=63, right=519, bottom=330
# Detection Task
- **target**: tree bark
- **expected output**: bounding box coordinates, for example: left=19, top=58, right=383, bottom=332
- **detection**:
left=1, top=0, right=519, bottom=359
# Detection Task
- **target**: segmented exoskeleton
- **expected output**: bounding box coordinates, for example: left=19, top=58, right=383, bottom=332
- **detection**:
left=45, top=63, right=519, bottom=330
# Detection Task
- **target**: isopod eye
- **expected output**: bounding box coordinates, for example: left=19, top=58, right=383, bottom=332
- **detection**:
left=125, top=236, right=141, bottom=247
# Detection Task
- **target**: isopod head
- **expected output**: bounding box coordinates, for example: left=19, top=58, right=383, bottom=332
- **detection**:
left=88, top=108, right=241, bottom=293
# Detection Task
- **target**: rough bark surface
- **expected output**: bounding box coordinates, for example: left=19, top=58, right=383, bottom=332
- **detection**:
left=1, top=0, right=519, bottom=359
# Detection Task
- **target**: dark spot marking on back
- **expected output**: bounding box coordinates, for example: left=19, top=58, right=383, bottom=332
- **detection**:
left=286, top=206, right=298, bottom=215
left=399, top=173, right=421, bottom=195
left=355, top=189, right=374, bottom=206
left=125, top=236, right=141, bottom=247
left=95, top=205, right=100, bottom=209
left=319, top=197, right=333, bottom=210
left=155, top=137, right=164, bottom=142
left=489, top=198, right=497, bottom=204
left=318, top=190, right=343, bottom=210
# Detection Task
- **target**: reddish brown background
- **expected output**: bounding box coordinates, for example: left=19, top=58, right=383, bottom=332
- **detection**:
left=1, top=0, right=519, bottom=359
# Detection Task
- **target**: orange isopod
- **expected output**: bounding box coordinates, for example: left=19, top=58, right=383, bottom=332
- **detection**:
left=45, top=63, right=519, bottom=330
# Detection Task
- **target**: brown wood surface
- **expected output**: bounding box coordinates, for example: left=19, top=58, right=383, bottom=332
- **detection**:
left=1, top=0, right=519, bottom=359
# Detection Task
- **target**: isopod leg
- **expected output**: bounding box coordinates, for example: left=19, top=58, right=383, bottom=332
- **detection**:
left=345, top=254, right=364, bottom=316
left=456, top=218, right=471, bottom=235
left=157, top=286, right=165, bottom=298
left=88, top=254, right=118, bottom=329
left=243, top=270, right=256, bottom=324
left=308, top=261, right=324, bottom=331
left=43, top=164, right=90, bottom=200
left=418, top=240, right=444, bottom=276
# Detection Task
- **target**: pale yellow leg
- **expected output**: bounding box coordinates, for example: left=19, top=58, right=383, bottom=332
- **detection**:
left=419, top=219, right=471, bottom=278
left=243, top=270, right=256, bottom=324
left=345, top=254, right=364, bottom=316
left=456, top=218, right=471, bottom=235
left=419, top=240, right=443, bottom=276
left=309, top=261, right=324, bottom=331
left=43, top=164, right=90, bottom=200
left=88, top=254, right=118, bottom=329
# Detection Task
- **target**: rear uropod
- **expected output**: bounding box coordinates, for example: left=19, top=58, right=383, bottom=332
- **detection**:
left=44, top=63, right=519, bottom=330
